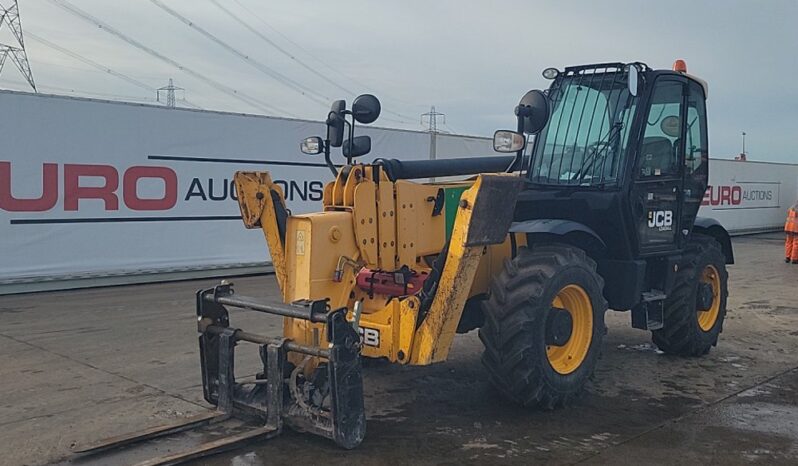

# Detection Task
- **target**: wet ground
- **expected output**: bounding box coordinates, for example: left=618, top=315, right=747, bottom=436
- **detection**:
left=1, top=232, right=797, bottom=465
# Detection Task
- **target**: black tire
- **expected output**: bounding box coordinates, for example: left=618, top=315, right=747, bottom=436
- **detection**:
left=479, top=244, right=607, bottom=408
left=652, top=235, right=728, bottom=356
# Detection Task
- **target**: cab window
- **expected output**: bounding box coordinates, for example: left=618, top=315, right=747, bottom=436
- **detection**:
left=682, top=80, right=709, bottom=227
left=639, top=81, right=683, bottom=178
left=529, top=72, right=637, bottom=186
left=685, top=81, right=708, bottom=179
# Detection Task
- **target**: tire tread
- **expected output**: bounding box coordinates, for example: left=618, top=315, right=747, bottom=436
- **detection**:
left=479, top=244, right=607, bottom=408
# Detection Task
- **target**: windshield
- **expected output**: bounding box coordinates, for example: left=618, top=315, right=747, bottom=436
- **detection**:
left=529, top=70, right=638, bottom=186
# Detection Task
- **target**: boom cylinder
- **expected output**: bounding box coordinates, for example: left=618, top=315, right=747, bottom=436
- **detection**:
left=375, top=155, right=529, bottom=181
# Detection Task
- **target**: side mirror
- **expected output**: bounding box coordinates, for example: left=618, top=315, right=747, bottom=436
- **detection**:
left=327, top=99, right=346, bottom=147
left=493, top=130, right=526, bottom=153
left=628, top=64, right=639, bottom=96
left=342, top=135, right=371, bottom=158
left=515, top=90, right=550, bottom=135
left=351, top=94, right=381, bottom=124
left=300, top=136, right=324, bottom=155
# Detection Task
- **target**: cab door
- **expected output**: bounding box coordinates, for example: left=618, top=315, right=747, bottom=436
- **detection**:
left=681, top=80, right=709, bottom=234
left=631, top=77, right=686, bottom=254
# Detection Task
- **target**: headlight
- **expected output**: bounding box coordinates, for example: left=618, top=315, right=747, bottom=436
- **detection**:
left=542, top=67, right=560, bottom=80
left=300, top=136, right=324, bottom=155
left=493, top=130, right=526, bottom=153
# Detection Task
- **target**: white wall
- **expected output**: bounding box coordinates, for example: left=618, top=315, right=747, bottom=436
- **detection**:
left=699, top=159, right=798, bottom=234
left=0, top=91, right=461, bottom=287
left=436, top=133, right=493, bottom=159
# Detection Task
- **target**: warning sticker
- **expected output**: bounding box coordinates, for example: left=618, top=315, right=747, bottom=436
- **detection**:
left=296, top=230, right=306, bottom=256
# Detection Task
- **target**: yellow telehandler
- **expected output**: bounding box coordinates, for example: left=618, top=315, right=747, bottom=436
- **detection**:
left=74, top=61, right=732, bottom=464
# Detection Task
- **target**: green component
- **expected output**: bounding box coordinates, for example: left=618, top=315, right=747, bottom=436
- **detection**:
left=444, top=186, right=469, bottom=240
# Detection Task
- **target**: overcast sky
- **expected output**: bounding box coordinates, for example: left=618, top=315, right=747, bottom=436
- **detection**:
left=1, top=0, right=796, bottom=161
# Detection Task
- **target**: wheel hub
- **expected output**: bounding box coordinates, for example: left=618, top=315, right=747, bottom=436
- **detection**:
left=697, top=282, right=714, bottom=311
left=545, top=307, right=573, bottom=346
left=546, top=285, right=594, bottom=375
left=697, top=264, right=722, bottom=331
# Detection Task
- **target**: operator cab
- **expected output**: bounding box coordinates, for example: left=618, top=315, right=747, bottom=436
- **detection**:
left=499, top=61, right=710, bottom=262
left=490, top=60, right=730, bottom=312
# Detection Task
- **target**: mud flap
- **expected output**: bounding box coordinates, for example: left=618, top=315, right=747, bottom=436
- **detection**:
left=411, top=174, right=524, bottom=365
left=464, top=174, right=523, bottom=247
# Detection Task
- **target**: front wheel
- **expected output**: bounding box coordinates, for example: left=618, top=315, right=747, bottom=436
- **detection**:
left=479, top=244, right=607, bottom=408
left=652, top=235, right=729, bottom=356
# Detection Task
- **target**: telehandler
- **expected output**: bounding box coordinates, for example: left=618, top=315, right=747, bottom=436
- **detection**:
left=75, top=60, right=732, bottom=464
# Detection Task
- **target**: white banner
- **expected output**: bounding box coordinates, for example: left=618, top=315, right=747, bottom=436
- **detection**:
left=0, top=90, right=489, bottom=285
left=699, top=159, right=798, bottom=233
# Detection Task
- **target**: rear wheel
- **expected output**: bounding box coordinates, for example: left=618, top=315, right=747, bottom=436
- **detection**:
left=652, top=235, right=728, bottom=356
left=479, top=244, right=607, bottom=408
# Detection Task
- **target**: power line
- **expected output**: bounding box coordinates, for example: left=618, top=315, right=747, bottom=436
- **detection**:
left=0, top=77, right=151, bottom=101
left=27, top=32, right=155, bottom=92
left=440, top=122, right=463, bottom=135
left=226, top=0, right=418, bottom=123
left=229, top=0, right=369, bottom=91
left=209, top=0, right=355, bottom=97
left=48, top=0, right=293, bottom=116
left=27, top=31, right=203, bottom=109
left=149, top=0, right=329, bottom=108
left=1, top=76, right=204, bottom=111
left=0, top=0, right=35, bottom=91
left=174, top=97, right=201, bottom=109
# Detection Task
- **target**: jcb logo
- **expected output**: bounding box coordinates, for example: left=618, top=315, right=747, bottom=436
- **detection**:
left=358, top=327, right=380, bottom=347
left=648, top=210, right=673, bottom=231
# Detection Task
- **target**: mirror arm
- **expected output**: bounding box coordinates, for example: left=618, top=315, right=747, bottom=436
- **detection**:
left=506, top=109, right=526, bottom=173
left=344, top=111, right=355, bottom=165
left=324, top=137, right=337, bottom=176
left=507, top=150, right=524, bottom=173
left=523, top=135, right=532, bottom=172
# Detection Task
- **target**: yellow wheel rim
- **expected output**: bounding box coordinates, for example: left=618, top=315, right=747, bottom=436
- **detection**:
left=546, top=285, right=593, bottom=375
left=697, top=265, right=721, bottom=331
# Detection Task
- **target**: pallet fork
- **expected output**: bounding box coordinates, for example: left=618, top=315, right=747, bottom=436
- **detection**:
left=71, top=283, right=365, bottom=465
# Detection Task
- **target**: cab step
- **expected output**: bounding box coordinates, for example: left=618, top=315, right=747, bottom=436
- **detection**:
left=631, top=289, right=667, bottom=330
